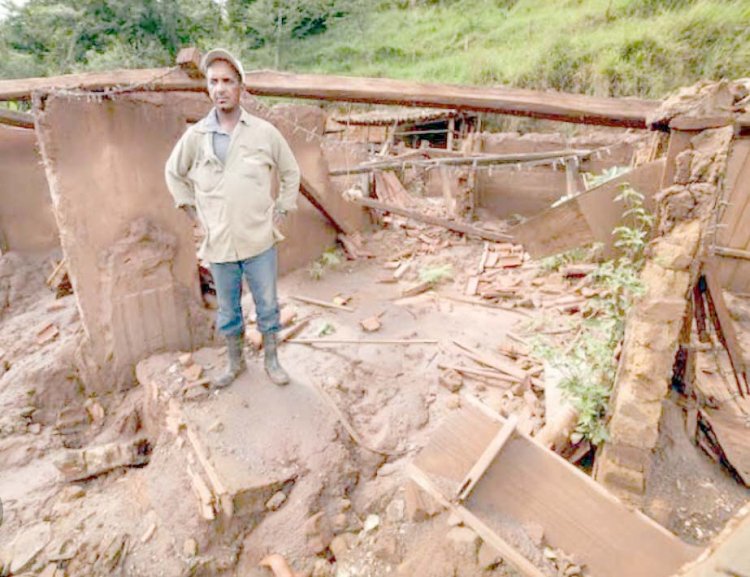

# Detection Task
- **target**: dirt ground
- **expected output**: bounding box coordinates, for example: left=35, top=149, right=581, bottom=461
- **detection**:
left=0, top=209, right=748, bottom=576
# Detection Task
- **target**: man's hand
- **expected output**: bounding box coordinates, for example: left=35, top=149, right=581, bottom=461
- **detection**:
left=273, top=208, right=287, bottom=227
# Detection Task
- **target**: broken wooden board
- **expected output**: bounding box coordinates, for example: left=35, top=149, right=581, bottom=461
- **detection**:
left=510, top=158, right=665, bottom=259
left=411, top=401, right=701, bottom=577
left=698, top=408, right=750, bottom=486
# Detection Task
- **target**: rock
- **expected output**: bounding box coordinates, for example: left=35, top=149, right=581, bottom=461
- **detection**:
left=385, top=498, right=405, bottom=524
left=362, top=514, right=380, bottom=533
left=280, top=307, right=298, bottom=328
left=445, top=395, right=461, bottom=410
left=360, top=316, right=382, bottom=333
left=478, top=541, right=503, bottom=569
left=181, top=363, right=203, bottom=382
left=446, top=513, right=462, bottom=527
left=28, top=423, right=42, bottom=435
left=208, top=420, right=224, bottom=433
left=140, top=523, right=157, bottom=544
left=178, top=352, right=193, bottom=366
left=183, top=538, right=198, bottom=558
left=439, top=369, right=463, bottom=393
left=330, top=513, right=349, bottom=533
left=311, top=558, right=333, bottom=577
left=55, top=438, right=150, bottom=481
left=447, top=526, right=480, bottom=548
left=8, top=522, right=52, bottom=574
left=19, top=406, right=36, bottom=419
left=265, top=491, right=287, bottom=511
left=374, top=533, right=401, bottom=564
left=304, top=512, right=333, bottom=555
left=522, top=522, right=544, bottom=547
left=60, top=485, right=85, bottom=501
left=84, top=400, right=105, bottom=425
left=329, top=534, right=354, bottom=562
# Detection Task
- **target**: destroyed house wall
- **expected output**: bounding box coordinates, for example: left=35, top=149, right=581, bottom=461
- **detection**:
left=0, top=124, right=59, bottom=253
left=34, top=94, right=212, bottom=393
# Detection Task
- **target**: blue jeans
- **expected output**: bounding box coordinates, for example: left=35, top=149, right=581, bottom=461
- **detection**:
left=210, top=246, right=281, bottom=337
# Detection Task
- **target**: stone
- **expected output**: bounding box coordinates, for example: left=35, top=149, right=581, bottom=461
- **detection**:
left=312, top=558, right=333, bottom=577
left=304, top=512, right=333, bottom=555
left=596, top=452, right=645, bottom=496
left=446, top=513, right=462, bottom=527
left=183, top=538, right=198, bottom=557
left=178, top=352, right=193, bottom=366
left=374, top=533, right=401, bottom=564
left=446, top=526, right=480, bottom=548
left=445, top=395, right=461, bottom=410
left=330, top=513, right=349, bottom=533
left=363, top=514, right=380, bottom=533
left=385, top=498, right=405, bottom=524
left=265, top=491, right=287, bottom=511
left=329, top=534, right=354, bottom=562
left=8, top=522, right=52, bottom=574
left=439, top=369, right=463, bottom=393
left=609, top=394, right=663, bottom=450
left=28, top=423, right=42, bottom=435
left=181, top=363, right=203, bottom=382
left=478, top=541, right=503, bottom=570
left=360, top=316, right=382, bottom=333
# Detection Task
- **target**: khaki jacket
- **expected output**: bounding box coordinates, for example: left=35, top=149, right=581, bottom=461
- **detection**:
left=165, top=108, right=300, bottom=263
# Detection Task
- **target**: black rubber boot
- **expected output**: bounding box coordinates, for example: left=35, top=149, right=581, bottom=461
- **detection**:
left=213, top=333, right=246, bottom=389
left=263, top=332, right=290, bottom=386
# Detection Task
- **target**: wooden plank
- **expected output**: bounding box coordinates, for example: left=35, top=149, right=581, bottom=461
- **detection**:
left=702, top=260, right=749, bottom=397
left=351, top=195, right=512, bottom=242
left=0, top=107, right=34, bottom=129
left=408, top=465, right=548, bottom=577
left=455, top=414, right=518, bottom=502
left=510, top=159, right=665, bottom=259
left=412, top=402, right=701, bottom=577
left=289, top=294, right=355, bottom=312
left=717, top=138, right=750, bottom=290
left=0, top=69, right=658, bottom=128
left=699, top=408, right=750, bottom=486
left=453, top=340, right=528, bottom=381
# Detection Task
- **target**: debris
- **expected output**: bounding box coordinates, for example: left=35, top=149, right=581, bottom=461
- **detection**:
left=140, top=522, right=157, bottom=543
left=290, top=294, right=355, bottom=312
left=6, top=522, right=52, bottom=574
left=36, top=322, right=59, bottom=345
left=359, top=315, right=382, bottom=333
left=259, top=553, right=297, bottom=577
left=183, top=538, right=198, bottom=558
left=465, top=276, right=480, bottom=296
left=386, top=498, right=406, bottom=524
left=279, top=315, right=315, bottom=344
left=439, top=368, right=463, bottom=393
left=304, top=512, right=333, bottom=555
left=178, top=352, right=193, bottom=366
left=181, top=363, right=203, bottom=382
left=55, top=437, right=151, bottom=482
left=289, top=338, right=437, bottom=345
left=363, top=514, right=380, bottom=533
left=393, top=260, right=412, bottom=280
left=400, top=280, right=433, bottom=298
left=265, top=491, right=287, bottom=511
left=453, top=340, right=528, bottom=382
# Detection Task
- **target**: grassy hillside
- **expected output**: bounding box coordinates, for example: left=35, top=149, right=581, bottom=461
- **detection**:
left=240, top=0, right=750, bottom=99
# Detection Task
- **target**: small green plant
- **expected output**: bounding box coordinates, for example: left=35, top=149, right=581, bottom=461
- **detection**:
left=308, top=247, right=344, bottom=280
left=539, top=244, right=603, bottom=273
left=583, top=166, right=631, bottom=190
left=418, top=264, right=453, bottom=286
left=531, top=185, right=653, bottom=445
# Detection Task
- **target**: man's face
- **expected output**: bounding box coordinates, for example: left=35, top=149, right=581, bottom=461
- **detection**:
left=207, top=60, right=241, bottom=113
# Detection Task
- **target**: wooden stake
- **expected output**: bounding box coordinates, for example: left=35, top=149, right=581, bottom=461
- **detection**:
left=289, top=295, right=355, bottom=312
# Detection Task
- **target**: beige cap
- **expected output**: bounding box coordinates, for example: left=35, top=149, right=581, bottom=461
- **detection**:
left=200, top=48, right=245, bottom=83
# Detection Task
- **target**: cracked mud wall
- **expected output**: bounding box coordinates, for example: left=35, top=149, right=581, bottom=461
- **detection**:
left=0, top=124, right=59, bottom=253
left=33, top=94, right=212, bottom=393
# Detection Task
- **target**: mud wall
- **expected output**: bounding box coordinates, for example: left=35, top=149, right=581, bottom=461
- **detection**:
left=475, top=132, right=643, bottom=218
left=0, top=125, right=59, bottom=253
left=34, top=95, right=212, bottom=392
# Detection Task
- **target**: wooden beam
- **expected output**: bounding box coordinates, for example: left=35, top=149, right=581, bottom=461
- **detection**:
left=713, top=245, right=750, bottom=261
left=351, top=195, right=513, bottom=242
left=241, top=71, right=657, bottom=129
left=0, top=68, right=658, bottom=128
left=0, top=107, right=34, bottom=129
left=329, top=149, right=592, bottom=176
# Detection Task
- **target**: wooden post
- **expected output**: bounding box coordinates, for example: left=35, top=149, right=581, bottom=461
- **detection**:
left=565, top=156, right=579, bottom=198
left=447, top=116, right=455, bottom=151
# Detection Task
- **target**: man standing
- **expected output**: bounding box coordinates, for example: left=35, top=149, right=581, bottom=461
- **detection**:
left=165, top=48, right=300, bottom=388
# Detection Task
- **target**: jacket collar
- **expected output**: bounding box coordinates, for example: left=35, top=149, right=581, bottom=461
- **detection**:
left=195, top=107, right=253, bottom=134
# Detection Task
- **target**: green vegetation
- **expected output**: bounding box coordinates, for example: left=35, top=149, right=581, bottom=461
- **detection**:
left=532, top=185, right=652, bottom=444
left=418, top=263, right=453, bottom=285
left=308, top=246, right=344, bottom=279
left=1, top=0, right=749, bottom=101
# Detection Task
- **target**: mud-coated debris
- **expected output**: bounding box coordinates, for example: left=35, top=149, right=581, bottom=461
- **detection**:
left=39, top=563, right=59, bottom=577
left=478, top=541, right=503, bottom=569
left=447, top=526, right=480, bottom=548
left=330, top=512, right=349, bottom=532
left=360, top=316, right=382, bottom=333
left=445, top=395, right=461, bottom=410
left=265, top=491, right=287, bottom=511
left=208, top=420, right=223, bottom=433
left=140, top=522, right=157, bottom=543
left=374, top=533, right=401, bottom=564
left=84, top=399, right=105, bottom=426
left=446, top=513, right=462, bottom=527
left=439, top=369, right=463, bottom=393
left=311, top=558, right=333, bottom=577
left=20, top=406, right=36, bottom=419
left=181, top=363, right=203, bottom=382
left=329, top=533, right=354, bottom=561
left=183, top=538, right=198, bottom=558
left=363, top=514, right=380, bottom=533
left=385, top=498, right=405, bottom=524
left=259, top=553, right=296, bottom=577
left=404, top=480, right=442, bottom=522
left=28, top=423, right=42, bottom=435
left=6, top=522, right=52, bottom=574
left=59, top=485, right=86, bottom=501
left=55, top=437, right=151, bottom=481
left=178, top=352, right=193, bottom=366
left=304, top=512, right=333, bottom=555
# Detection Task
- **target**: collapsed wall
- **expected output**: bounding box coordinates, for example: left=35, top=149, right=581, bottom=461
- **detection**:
left=0, top=124, right=58, bottom=253
left=594, top=80, right=746, bottom=504
left=33, top=94, right=213, bottom=393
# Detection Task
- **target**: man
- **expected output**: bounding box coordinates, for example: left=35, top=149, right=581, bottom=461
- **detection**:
left=165, top=48, right=300, bottom=388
